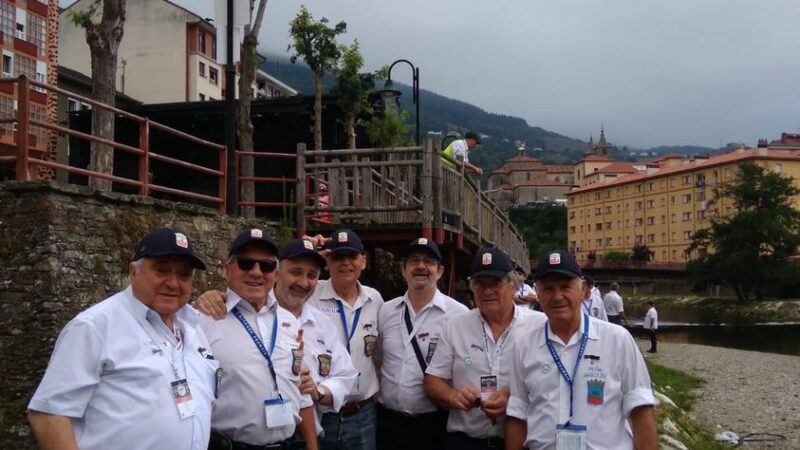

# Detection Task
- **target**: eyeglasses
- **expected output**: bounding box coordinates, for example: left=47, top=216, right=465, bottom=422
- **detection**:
left=406, top=257, right=439, bottom=266
left=236, top=257, right=278, bottom=273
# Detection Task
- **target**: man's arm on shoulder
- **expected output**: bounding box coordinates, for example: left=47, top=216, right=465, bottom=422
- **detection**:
left=630, top=405, right=657, bottom=450
left=504, top=416, right=527, bottom=450
left=193, top=290, right=228, bottom=320
left=28, top=411, right=79, bottom=450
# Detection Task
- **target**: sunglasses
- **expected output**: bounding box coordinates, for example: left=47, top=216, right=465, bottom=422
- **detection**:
left=236, top=257, right=278, bottom=273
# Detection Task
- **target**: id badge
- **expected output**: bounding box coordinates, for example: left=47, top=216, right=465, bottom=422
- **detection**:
left=264, top=398, right=294, bottom=428
left=171, top=379, right=196, bottom=419
left=480, top=375, right=497, bottom=403
left=556, top=424, right=587, bottom=450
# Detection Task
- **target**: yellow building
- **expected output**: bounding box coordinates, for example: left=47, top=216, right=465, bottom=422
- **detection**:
left=567, top=146, right=800, bottom=264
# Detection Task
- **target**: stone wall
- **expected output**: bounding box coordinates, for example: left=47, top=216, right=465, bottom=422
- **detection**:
left=0, top=181, right=278, bottom=448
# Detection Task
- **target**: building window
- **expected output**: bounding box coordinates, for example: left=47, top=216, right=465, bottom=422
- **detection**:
left=635, top=201, right=642, bottom=210
left=775, top=163, right=782, bottom=174
left=605, top=191, right=611, bottom=198
left=698, top=210, right=706, bottom=220
left=595, top=223, right=602, bottom=231
left=606, top=238, right=613, bottom=246
left=661, top=215, right=666, bottom=224
left=26, top=13, right=45, bottom=55
left=67, top=98, right=78, bottom=111
left=199, top=30, right=206, bottom=53
left=15, top=21, right=23, bottom=39
left=209, top=67, right=218, bottom=85
left=682, top=175, right=690, bottom=185
left=14, top=53, right=35, bottom=79
left=671, top=214, right=677, bottom=223
left=646, top=200, right=654, bottom=208
left=635, top=184, right=642, bottom=193
left=29, top=102, right=45, bottom=145
left=647, top=216, right=655, bottom=225
left=0, top=94, right=13, bottom=135
left=596, top=239, right=602, bottom=247
left=683, top=231, right=692, bottom=240
left=2, top=51, right=12, bottom=76
left=604, top=206, right=611, bottom=214
left=635, top=235, right=643, bottom=244
left=605, top=222, right=612, bottom=230
left=0, top=1, right=13, bottom=42
left=682, top=212, right=692, bottom=221
left=635, top=218, right=643, bottom=227
left=682, top=193, right=691, bottom=203
left=199, top=93, right=205, bottom=101
left=697, top=191, right=705, bottom=201
left=595, top=192, right=601, bottom=200
left=211, top=37, right=217, bottom=59
left=199, top=62, right=205, bottom=77
left=569, top=211, right=575, bottom=219
left=569, top=226, right=575, bottom=233
left=647, top=182, right=654, bottom=191
left=647, top=234, right=655, bottom=243
left=661, top=232, right=666, bottom=242
left=594, top=207, right=601, bottom=215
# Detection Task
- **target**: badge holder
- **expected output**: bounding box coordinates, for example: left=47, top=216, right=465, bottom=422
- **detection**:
left=264, top=398, right=294, bottom=427
left=556, top=424, right=587, bottom=450
left=480, top=375, right=497, bottom=403
left=171, top=379, right=197, bottom=419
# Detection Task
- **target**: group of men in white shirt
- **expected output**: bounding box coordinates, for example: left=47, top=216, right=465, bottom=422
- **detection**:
left=28, top=227, right=658, bottom=450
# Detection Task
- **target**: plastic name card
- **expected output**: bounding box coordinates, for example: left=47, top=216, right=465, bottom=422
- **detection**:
left=264, top=398, right=294, bottom=428
left=556, top=424, right=587, bottom=450
left=480, top=375, right=498, bottom=403
left=171, top=379, right=196, bottom=419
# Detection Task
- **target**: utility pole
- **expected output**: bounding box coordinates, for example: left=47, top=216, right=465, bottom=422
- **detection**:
left=225, top=0, right=238, bottom=214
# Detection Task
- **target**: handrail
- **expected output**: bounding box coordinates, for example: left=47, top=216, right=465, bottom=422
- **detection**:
left=3, top=76, right=227, bottom=213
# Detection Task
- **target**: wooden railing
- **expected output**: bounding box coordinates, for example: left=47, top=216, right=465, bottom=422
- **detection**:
left=297, top=139, right=530, bottom=270
left=0, top=76, right=227, bottom=213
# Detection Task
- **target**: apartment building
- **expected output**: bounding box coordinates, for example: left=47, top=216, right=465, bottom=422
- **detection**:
left=567, top=146, right=800, bottom=264
left=0, top=0, right=57, bottom=169
left=59, top=0, right=223, bottom=104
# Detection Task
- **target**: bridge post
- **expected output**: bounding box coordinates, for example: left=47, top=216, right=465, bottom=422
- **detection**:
left=421, top=140, right=433, bottom=239
left=296, top=143, right=307, bottom=237
left=431, top=138, right=444, bottom=243
left=15, top=76, right=30, bottom=181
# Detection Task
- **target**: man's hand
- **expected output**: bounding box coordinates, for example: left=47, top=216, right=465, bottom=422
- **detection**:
left=194, top=290, right=227, bottom=320
left=480, top=389, right=509, bottom=420
left=302, top=234, right=331, bottom=249
left=299, top=366, right=317, bottom=398
left=475, top=167, right=484, bottom=176
left=450, top=385, right=481, bottom=411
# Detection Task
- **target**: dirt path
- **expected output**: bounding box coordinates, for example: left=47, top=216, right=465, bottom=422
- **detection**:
left=638, top=341, right=800, bottom=449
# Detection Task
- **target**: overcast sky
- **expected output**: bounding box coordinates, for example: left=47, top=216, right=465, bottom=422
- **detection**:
left=67, top=0, right=800, bottom=149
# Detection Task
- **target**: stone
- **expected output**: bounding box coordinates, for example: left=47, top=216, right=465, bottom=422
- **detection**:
left=654, top=390, right=677, bottom=408
left=659, top=435, right=689, bottom=450
left=662, top=417, right=681, bottom=435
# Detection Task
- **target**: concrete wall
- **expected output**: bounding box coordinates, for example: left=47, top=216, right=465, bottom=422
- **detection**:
left=0, top=181, right=276, bottom=449
left=59, top=0, right=200, bottom=103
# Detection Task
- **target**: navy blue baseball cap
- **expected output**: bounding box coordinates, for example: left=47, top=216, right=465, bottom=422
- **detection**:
left=534, top=250, right=583, bottom=281
left=325, top=229, right=364, bottom=254
left=403, top=237, right=443, bottom=263
left=278, top=239, right=326, bottom=269
left=133, top=228, right=206, bottom=270
left=229, top=228, right=279, bottom=257
left=469, top=247, right=513, bottom=279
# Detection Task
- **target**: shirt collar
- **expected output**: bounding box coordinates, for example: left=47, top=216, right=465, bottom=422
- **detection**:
left=225, top=288, right=276, bottom=314
left=399, top=289, right=448, bottom=313
left=123, top=285, right=198, bottom=327
left=317, top=279, right=374, bottom=309
left=540, top=313, right=598, bottom=347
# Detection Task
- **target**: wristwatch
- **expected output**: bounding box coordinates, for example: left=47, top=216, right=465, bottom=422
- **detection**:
left=316, top=385, right=326, bottom=402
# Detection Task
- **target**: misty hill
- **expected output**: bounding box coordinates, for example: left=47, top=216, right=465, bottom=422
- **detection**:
left=262, top=56, right=721, bottom=175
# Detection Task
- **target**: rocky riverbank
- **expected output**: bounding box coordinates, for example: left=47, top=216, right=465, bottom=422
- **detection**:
left=639, top=341, right=800, bottom=449
left=626, top=296, right=800, bottom=325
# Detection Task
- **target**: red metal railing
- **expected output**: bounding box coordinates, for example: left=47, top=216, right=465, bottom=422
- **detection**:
left=0, top=75, right=227, bottom=213
left=235, top=150, right=297, bottom=208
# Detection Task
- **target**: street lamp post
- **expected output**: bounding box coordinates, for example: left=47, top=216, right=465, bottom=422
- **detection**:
left=375, top=59, right=420, bottom=145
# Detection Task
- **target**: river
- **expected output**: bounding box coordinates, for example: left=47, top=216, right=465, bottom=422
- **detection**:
left=628, top=322, right=800, bottom=356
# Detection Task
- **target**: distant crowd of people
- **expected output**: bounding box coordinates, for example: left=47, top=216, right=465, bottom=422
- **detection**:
left=27, top=226, right=658, bottom=450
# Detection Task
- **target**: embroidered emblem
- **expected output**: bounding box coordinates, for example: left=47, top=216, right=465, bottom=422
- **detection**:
left=338, top=232, right=348, bottom=242
left=482, top=253, right=492, bottom=265
left=363, top=334, right=377, bottom=357
left=464, top=353, right=473, bottom=366
left=549, top=252, right=561, bottom=265
left=175, top=232, right=188, bottom=248
left=291, top=347, right=303, bottom=375
left=318, top=353, right=332, bottom=377
left=303, top=240, right=314, bottom=250
left=542, top=363, right=552, bottom=374
left=250, top=229, right=263, bottom=238
left=587, top=379, right=605, bottom=405
left=418, top=238, right=428, bottom=245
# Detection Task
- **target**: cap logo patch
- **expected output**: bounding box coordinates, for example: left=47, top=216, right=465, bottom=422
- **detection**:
left=338, top=232, right=348, bottom=243
left=418, top=238, right=428, bottom=245
left=175, top=233, right=188, bottom=249
left=250, top=229, right=263, bottom=238
left=549, top=252, right=561, bottom=265
left=303, top=240, right=314, bottom=250
left=482, top=252, right=492, bottom=265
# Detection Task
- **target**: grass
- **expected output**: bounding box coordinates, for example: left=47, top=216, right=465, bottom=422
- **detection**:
left=646, top=360, right=730, bottom=450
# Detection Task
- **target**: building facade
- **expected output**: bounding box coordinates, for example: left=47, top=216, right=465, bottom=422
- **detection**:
left=487, top=147, right=573, bottom=208
left=567, top=146, right=800, bottom=264
left=0, top=0, right=58, bottom=176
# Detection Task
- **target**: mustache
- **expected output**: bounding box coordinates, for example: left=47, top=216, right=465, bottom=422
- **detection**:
left=412, top=270, right=429, bottom=276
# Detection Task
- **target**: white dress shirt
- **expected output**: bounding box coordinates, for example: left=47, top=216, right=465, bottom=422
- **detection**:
left=582, top=287, right=609, bottom=322
left=506, top=315, right=655, bottom=450
left=378, top=289, right=468, bottom=414
left=306, top=279, right=382, bottom=402
left=603, top=290, right=625, bottom=316
left=200, top=290, right=312, bottom=446
left=426, top=306, right=547, bottom=438
left=644, top=307, right=658, bottom=330
left=29, top=287, right=217, bottom=450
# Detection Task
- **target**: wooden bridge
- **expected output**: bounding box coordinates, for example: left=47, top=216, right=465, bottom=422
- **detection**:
left=0, top=76, right=529, bottom=292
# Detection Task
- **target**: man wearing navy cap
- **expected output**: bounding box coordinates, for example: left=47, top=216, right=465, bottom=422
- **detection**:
left=581, top=276, right=608, bottom=322
left=424, top=247, right=546, bottom=450
left=195, top=231, right=319, bottom=450
left=305, top=229, right=384, bottom=450
left=505, top=250, right=657, bottom=450
left=377, top=238, right=468, bottom=450
left=28, top=228, right=217, bottom=450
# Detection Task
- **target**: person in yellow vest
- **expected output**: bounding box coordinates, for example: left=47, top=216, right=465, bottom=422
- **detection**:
left=441, top=132, right=484, bottom=175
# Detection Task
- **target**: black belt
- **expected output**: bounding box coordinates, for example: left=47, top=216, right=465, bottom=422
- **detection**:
left=231, top=440, right=305, bottom=450
left=448, top=431, right=505, bottom=449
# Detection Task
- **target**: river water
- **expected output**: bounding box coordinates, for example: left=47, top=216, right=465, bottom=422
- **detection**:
left=628, top=322, right=800, bottom=356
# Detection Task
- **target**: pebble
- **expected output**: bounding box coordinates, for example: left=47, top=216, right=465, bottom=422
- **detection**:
left=641, top=341, right=800, bottom=449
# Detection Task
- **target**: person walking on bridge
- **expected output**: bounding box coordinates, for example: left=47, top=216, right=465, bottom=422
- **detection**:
left=441, top=131, right=484, bottom=175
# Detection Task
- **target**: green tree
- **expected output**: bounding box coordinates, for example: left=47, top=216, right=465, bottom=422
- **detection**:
left=687, top=161, right=800, bottom=301
left=331, top=41, right=375, bottom=149
left=508, top=205, right=568, bottom=259
left=69, top=0, right=126, bottom=191
left=288, top=6, right=346, bottom=151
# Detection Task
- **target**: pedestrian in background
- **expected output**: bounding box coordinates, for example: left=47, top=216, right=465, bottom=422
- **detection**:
left=644, top=301, right=658, bottom=353
left=603, top=282, right=629, bottom=327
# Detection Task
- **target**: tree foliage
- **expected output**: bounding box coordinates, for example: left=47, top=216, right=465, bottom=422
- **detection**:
left=687, top=161, right=800, bottom=301
left=364, top=110, right=413, bottom=148
left=331, top=41, right=375, bottom=149
left=288, top=6, right=346, bottom=150
left=508, top=205, right=568, bottom=260
left=631, top=243, right=654, bottom=261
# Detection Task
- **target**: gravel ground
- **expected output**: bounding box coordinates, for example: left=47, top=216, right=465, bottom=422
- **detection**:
left=638, top=340, right=800, bottom=449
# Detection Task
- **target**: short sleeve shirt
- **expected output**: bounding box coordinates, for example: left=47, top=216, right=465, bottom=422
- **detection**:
left=603, top=291, right=624, bottom=316
left=506, top=315, right=655, bottom=450
left=28, top=287, right=217, bottom=450
left=426, top=306, right=547, bottom=438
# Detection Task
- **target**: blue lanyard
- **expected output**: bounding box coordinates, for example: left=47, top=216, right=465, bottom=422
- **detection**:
left=232, top=306, right=281, bottom=397
left=544, top=313, right=589, bottom=425
left=335, top=300, right=362, bottom=353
